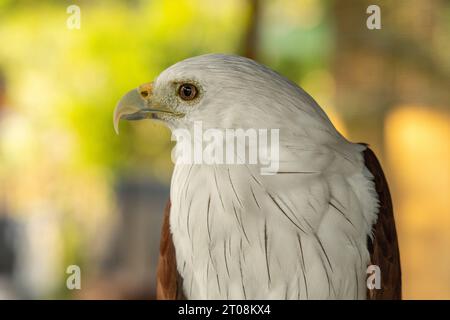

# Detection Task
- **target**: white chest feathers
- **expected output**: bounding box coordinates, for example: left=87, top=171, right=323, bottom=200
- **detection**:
left=169, top=158, right=378, bottom=299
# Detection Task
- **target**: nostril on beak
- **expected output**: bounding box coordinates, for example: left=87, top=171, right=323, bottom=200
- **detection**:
left=138, top=82, right=153, bottom=99
left=140, top=90, right=149, bottom=98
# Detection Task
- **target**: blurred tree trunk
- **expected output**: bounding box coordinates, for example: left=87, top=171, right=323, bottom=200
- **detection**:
left=242, top=0, right=261, bottom=60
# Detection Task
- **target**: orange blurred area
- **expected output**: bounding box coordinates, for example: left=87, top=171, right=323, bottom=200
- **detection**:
left=385, top=106, right=450, bottom=299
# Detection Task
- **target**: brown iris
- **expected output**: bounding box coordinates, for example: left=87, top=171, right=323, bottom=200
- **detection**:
left=178, top=83, right=198, bottom=101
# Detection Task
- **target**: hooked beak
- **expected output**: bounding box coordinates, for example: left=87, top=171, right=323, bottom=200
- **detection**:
left=113, top=82, right=183, bottom=134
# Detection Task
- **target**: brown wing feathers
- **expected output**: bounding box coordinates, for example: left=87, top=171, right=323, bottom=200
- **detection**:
left=363, top=146, right=402, bottom=299
left=156, top=201, right=184, bottom=300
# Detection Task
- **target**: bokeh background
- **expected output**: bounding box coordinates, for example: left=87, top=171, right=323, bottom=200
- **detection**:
left=0, top=0, right=449, bottom=299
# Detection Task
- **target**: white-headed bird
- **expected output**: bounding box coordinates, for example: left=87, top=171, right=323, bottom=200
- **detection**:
left=114, top=54, right=401, bottom=300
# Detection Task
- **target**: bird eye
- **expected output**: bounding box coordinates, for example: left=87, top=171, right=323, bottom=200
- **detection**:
left=178, top=83, right=198, bottom=101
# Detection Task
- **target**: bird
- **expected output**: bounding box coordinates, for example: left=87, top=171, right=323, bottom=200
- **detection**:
left=113, top=54, right=401, bottom=300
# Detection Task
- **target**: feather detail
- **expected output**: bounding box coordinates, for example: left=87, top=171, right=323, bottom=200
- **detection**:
left=363, top=146, right=402, bottom=299
left=156, top=201, right=185, bottom=300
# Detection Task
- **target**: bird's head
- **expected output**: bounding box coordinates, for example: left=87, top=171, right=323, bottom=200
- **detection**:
left=113, top=54, right=360, bottom=174
left=114, top=54, right=334, bottom=134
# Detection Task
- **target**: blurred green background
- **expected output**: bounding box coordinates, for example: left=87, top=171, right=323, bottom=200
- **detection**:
left=0, top=0, right=449, bottom=299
